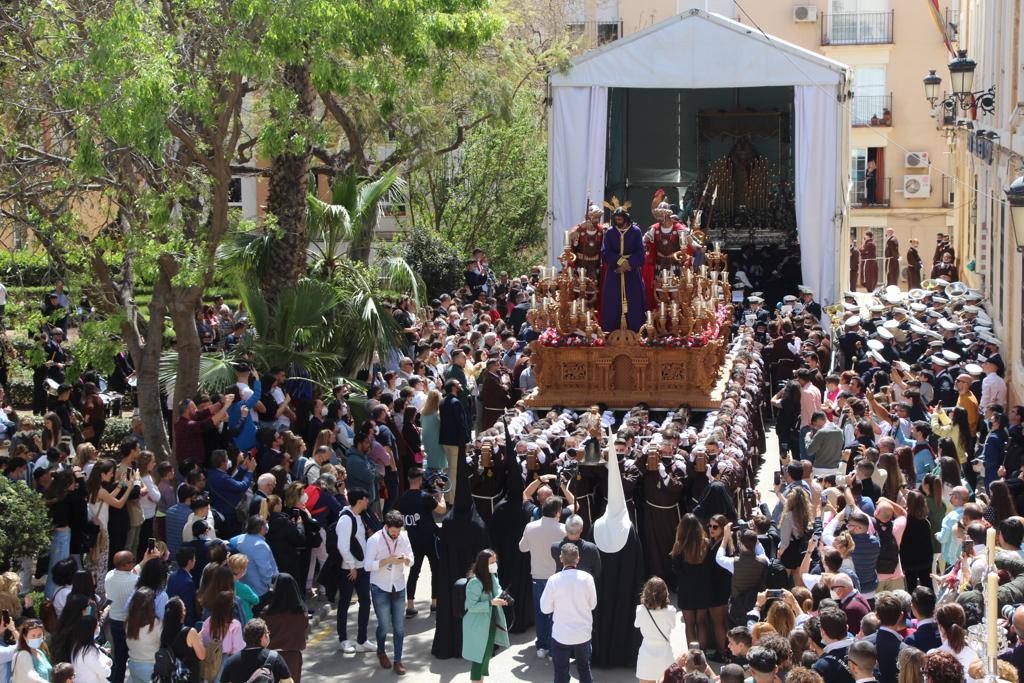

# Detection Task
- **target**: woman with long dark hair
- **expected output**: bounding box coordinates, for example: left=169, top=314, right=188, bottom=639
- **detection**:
left=704, top=514, right=732, bottom=656
left=44, top=471, right=79, bottom=599
left=67, top=613, right=110, bottom=683
left=261, top=573, right=309, bottom=683
left=900, top=490, right=933, bottom=591
left=771, top=381, right=801, bottom=462
left=922, top=474, right=946, bottom=568
left=158, top=597, right=205, bottom=683
left=48, top=593, right=95, bottom=664
left=41, top=413, right=62, bottom=452
left=11, top=619, right=51, bottom=683
left=200, top=590, right=243, bottom=682
left=80, top=382, right=106, bottom=447
left=135, top=557, right=170, bottom=618
left=461, top=550, right=509, bottom=683
left=84, top=458, right=133, bottom=594
left=936, top=457, right=965, bottom=503
left=125, top=587, right=161, bottom=683
left=895, top=446, right=917, bottom=488
left=934, top=602, right=979, bottom=674
left=986, top=480, right=1017, bottom=524
left=878, top=452, right=905, bottom=504
left=669, top=514, right=715, bottom=656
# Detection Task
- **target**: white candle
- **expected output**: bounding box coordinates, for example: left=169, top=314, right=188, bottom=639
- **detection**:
left=987, top=526, right=997, bottom=565
left=986, top=571, right=999, bottom=659
left=660, top=301, right=665, bottom=318
left=714, top=241, right=721, bottom=252
left=701, top=265, right=707, bottom=277
left=586, top=311, right=591, bottom=327
left=672, top=302, right=679, bottom=318
left=564, top=230, right=569, bottom=244
left=647, top=311, right=653, bottom=325
left=578, top=268, right=585, bottom=281
left=531, top=293, right=536, bottom=308
left=662, top=269, right=668, bottom=284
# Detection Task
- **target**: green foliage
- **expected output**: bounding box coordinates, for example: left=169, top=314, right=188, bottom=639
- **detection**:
left=0, top=250, right=55, bottom=288
left=408, top=87, right=547, bottom=277
left=397, top=225, right=465, bottom=298
left=0, top=478, right=50, bottom=570
left=67, top=319, right=124, bottom=382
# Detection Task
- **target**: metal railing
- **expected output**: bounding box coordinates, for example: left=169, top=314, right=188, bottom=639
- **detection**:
left=821, top=11, right=894, bottom=46
left=567, top=20, right=623, bottom=48
left=851, top=93, right=893, bottom=127
left=851, top=176, right=891, bottom=208
left=942, top=176, right=955, bottom=208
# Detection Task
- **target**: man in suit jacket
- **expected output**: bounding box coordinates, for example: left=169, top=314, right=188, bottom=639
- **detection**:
left=873, top=593, right=904, bottom=683
left=814, top=606, right=855, bottom=683
left=507, top=291, right=530, bottom=337
left=848, top=640, right=879, bottom=683
left=550, top=514, right=602, bottom=580
left=905, top=586, right=941, bottom=652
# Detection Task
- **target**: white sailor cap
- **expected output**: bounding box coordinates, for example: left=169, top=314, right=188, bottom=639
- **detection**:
left=965, top=363, right=984, bottom=375
left=877, top=327, right=894, bottom=340
left=929, top=355, right=949, bottom=367
left=844, top=316, right=861, bottom=327
left=942, top=349, right=961, bottom=362
left=867, top=339, right=884, bottom=351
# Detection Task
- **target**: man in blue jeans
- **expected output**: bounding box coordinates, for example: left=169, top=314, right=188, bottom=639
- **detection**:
left=541, top=544, right=598, bottom=683
left=364, top=510, right=414, bottom=675
left=518, top=495, right=566, bottom=658
left=105, top=551, right=141, bottom=683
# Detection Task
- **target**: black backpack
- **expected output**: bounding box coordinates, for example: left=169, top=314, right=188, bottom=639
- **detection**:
left=153, top=647, right=190, bottom=683
left=453, top=578, right=468, bottom=617
left=876, top=518, right=900, bottom=574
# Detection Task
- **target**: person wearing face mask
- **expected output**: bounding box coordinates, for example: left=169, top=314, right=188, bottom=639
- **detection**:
left=363, top=511, right=414, bottom=675
left=10, top=620, right=50, bottom=683
left=462, top=549, right=509, bottom=683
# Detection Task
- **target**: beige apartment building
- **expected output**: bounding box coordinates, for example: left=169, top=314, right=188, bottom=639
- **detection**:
left=569, top=0, right=957, bottom=287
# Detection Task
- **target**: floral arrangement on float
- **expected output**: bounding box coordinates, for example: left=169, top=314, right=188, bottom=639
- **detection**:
left=639, top=304, right=730, bottom=348
left=536, top=328, right=606, bottom=348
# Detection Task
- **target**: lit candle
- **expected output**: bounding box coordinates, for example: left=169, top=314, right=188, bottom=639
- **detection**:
left=672, top=302, right=679, bottom=318
left=714, top=241, right=721, bottom=252
left=987, top=526, right=997, bottom=565
left=660, top=301, right=665, bottom=318
left=986, top=571, right=999, bottom=659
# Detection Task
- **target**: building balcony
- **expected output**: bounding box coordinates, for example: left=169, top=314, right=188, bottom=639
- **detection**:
left=820, top=11, right=894, bottom=46
left=851, top=94, right=893, bottom=127
left=851, top=177, right=891, bottom=208
left=567, top=20, right=623, bottom=49
left=944, top=6, right=959, bottom=44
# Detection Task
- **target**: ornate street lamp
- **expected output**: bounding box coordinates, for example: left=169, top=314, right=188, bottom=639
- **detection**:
left=1007, top=176, right=1024, bottom=253
left=923, top=70, right=942, bottom=104
left=923, top=51, right=996, bottom=116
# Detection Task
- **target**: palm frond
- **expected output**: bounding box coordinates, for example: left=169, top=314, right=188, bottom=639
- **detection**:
left=237, top=279, right=270, bottom=339
left=216, top=230, right=277, bottom=284
left=357, top=168, right=406, bottom=219
left=306, top=193, right=352, bottom=265
left=159, top=352, right=239, bottom=396
left=377, top=255, right=424, bottom=306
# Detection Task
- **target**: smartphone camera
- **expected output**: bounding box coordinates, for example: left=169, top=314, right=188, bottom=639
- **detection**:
left=766, top=589, right=783, bottom=600
left=146, top=538, right=156, bottom=553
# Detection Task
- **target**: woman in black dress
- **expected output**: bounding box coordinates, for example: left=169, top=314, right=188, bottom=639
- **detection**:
left=706, top=514, right=733, bottom=659
left=670, top=514, right=717, bottom=655
left=770, top=381, right=801, bottom=462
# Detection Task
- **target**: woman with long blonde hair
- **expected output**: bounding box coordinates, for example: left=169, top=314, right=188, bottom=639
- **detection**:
left=669, top=514, right=715, bottom=655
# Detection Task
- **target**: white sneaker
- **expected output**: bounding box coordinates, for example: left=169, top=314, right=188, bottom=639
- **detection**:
left=355, top=640, right=373, bottom=653
left=340, top=641, right=356, bottom=654
left=536, top=648, right=548, bottom=659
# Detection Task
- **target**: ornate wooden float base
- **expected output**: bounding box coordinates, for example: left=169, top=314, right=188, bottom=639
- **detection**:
left=524, top=328, right=732, bottom=410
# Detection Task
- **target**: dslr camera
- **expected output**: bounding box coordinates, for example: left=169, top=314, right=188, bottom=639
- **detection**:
left=498, top=591, right=515, bottom=609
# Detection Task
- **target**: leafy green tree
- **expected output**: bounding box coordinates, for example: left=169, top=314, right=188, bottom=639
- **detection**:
left=397, top=225, right=465, bottom=299
left=408, top=89, right=548, bottom=277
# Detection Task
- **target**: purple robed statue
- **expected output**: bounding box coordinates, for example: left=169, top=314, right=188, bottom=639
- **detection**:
left=601, top=208, right=647, bottom=332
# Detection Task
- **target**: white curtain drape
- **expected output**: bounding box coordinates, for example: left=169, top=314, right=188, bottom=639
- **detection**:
left=548, top=86, right=608, bottom=267
left=794, top=85, right=840, bottom=304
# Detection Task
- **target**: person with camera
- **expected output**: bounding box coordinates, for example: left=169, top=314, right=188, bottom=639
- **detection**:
left=715, top=522, right=769, bottom=627
left=519, top=494, right=567, bottom=659
left=398, top=467, right=446, bottom=617
left=363, top=510, right=413, bottom=675
left=461, top=549, right=510, bottom=683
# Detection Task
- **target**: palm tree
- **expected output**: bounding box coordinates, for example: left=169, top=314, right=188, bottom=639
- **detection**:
left=306, top=167, right=407, bottom=272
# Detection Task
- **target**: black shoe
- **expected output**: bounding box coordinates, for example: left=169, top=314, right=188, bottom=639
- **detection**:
left=405, top=608, right=418, bottom=618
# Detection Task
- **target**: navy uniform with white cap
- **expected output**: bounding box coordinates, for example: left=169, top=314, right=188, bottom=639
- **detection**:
left=930, top=354, right=957, bottom=407
left=838, top=316, right=866, bottom=370
left=799, top=286, right=822, bottom=319
left=746, top=294, right=770, bottom=325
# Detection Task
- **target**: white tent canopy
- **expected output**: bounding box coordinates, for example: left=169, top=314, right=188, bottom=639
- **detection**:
left=547, top=8, right=851, bottom=303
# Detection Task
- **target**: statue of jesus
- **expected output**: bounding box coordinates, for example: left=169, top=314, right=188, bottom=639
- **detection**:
left=600, top=208, right=646, bottom=332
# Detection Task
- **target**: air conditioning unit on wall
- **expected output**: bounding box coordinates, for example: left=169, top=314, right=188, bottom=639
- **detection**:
left=903, top=175, right=931, bottom=199
left=792, top=5, right=817, bottom=22
left=904, top=151, right=930, bottom=168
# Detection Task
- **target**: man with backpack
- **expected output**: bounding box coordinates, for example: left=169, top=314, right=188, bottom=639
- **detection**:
left=207, top=449, right=256, bottom=538
left=336, top=488, right=372, bottom=655
left=222, top=619, right=293, bottom=683
left=300, top=445, right=333, bottom=486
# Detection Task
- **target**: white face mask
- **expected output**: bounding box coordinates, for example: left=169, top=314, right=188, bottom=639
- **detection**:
left=488, top=562, right=499, bottom=574
left=300, top=493, right=308, bottom=506
left=321, top=406, right=329, bottom=418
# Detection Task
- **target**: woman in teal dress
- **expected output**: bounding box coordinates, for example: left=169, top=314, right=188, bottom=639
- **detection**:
left=420, top=390, right=447, bottom=472
left=462, top=549, right=510, bottom=682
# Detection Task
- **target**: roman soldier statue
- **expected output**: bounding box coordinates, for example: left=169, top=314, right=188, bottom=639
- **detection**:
left=570, top=204, right=606, bottom=284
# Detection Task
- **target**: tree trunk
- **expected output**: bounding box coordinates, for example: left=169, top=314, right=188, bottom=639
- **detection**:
left=168, top=291, right=202, bottom=421
left=127, top=292, right=171, bottom=461
left=263, top=64, right=315, bottom=327
left=348, top=206, right=379, bottom=264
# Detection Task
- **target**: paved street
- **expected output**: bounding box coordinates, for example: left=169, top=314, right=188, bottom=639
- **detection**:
left=302, top=428, right=782, bottom=682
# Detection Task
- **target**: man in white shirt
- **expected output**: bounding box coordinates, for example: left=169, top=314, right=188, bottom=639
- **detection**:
left=364, top=510, right=414, bottom=675
left=540, top=544, right=597, bottom=683
left=518, top=496, right=566, bottom=658
left=336, top=489, right=372, bottom=655
left=105, top=551, right=140, bottom=683
left=980, top=357, right=1007, bottom=411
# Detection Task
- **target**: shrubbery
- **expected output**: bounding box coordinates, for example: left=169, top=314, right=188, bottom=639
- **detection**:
left=399, top=225, right=465, bottom=299
left=0, top=477, right=50, bottom=572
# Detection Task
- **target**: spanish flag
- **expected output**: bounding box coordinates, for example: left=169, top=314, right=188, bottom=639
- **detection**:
left=927, top=0, right=955, bottom=57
